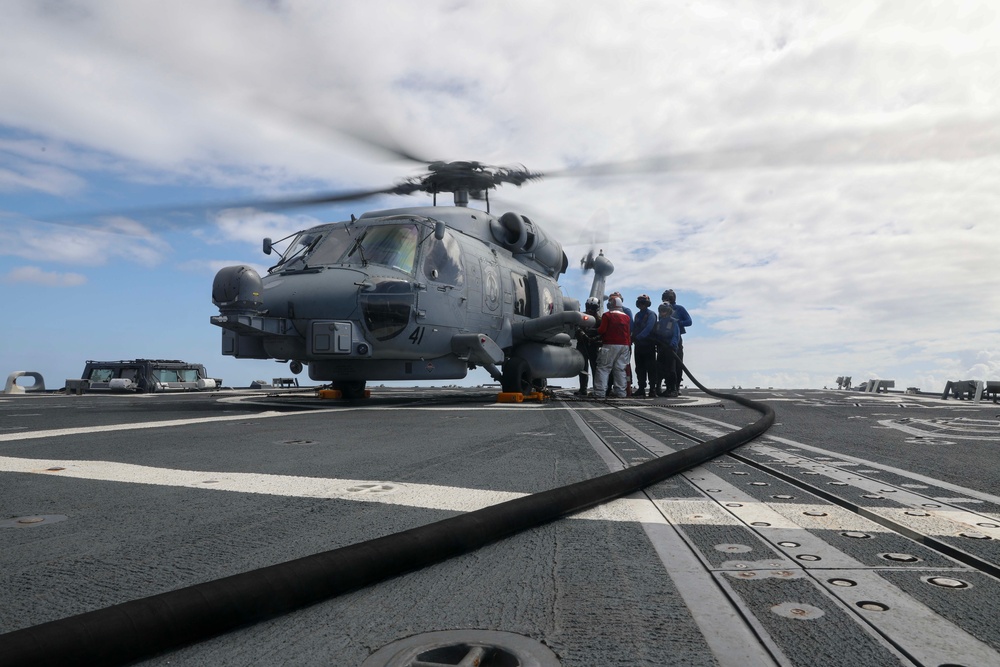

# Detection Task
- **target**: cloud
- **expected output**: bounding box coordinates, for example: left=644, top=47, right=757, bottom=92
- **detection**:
left=0, top=215, right=172, bottom=266
left=2, top=265, right=86, bottom=286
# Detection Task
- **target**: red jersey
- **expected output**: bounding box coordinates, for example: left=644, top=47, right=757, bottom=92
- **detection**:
left=597, top=310, right=631, bottom=345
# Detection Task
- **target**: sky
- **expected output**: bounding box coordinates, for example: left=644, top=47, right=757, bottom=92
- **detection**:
left=1, top=0, right=998, bottom=392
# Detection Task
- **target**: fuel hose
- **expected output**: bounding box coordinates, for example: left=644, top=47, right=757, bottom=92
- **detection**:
left=0, top=360, right=774, bottom=666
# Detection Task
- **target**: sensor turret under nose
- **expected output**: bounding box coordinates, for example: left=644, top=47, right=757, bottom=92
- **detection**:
left=212, top=265, right=265, bottom=314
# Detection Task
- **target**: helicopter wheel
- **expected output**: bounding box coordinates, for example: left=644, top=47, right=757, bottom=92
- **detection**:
left=332, top=380, right=367, bottom=400
left=501, top=357, right=533, bottom=394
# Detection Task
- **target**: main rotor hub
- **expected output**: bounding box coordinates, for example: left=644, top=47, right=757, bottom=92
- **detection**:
left=397, top=161, right=540, bottom=200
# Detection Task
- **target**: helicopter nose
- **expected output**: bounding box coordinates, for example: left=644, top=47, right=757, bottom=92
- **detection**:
left=212, top=265, right=264, bottom=314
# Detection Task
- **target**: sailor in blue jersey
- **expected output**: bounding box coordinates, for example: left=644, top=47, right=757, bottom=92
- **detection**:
left=651, top=302, right=680, bottom=397
left=661, top=289, right=692, bottom=395
left=631, top=294, right=657, bottom=398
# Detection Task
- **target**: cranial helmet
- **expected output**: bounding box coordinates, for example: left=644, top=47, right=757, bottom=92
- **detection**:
left=636, top=294, right=651, bottom=308
left=585, top=296, right=600, bottom=310
left=608, top=296, right=623, bottom=311
left=662, top=289, right=676, bottom=304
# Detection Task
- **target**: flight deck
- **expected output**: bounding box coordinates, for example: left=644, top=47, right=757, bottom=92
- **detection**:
left=2, top=387, right=999, bottom=666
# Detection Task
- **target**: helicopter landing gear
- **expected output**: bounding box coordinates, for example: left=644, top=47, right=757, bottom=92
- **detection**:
left=501, top=357, right=533, bottom=394
left=331, top=380, right=367, bottom=400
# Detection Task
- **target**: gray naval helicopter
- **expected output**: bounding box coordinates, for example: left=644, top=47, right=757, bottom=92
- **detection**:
left=210, top=161, right=616, bottom=398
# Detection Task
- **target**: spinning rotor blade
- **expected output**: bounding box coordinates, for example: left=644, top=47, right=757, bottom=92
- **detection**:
left=538, top=118, right=1000, bottom=179
left=41, top=184, right=408, bottom=227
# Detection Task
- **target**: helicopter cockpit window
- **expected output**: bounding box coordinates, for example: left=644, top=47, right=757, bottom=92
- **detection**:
left=422, top=230, right=464, bottom=286
left=345, top=224, right=419, bottom=273
left=274, top=232, right=320, bottom=272
left=361, top=279, right=415, bottom=341
left=297, top=227, right=354, bottom=268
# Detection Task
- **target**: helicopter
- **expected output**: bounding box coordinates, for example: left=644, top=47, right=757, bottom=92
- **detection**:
left=210, top=160, right=617, bottom=398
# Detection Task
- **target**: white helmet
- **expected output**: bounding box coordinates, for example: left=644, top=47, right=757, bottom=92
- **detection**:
left=585, top=296, right=601, bottom=309
left=608, top=296, right=623, bottom=311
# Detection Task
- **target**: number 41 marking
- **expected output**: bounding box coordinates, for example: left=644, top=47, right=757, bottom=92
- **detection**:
left=409, top=326, right=426, bottom=345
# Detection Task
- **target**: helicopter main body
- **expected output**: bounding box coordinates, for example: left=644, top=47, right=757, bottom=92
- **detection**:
left=211, top=205, right=603, bottom=394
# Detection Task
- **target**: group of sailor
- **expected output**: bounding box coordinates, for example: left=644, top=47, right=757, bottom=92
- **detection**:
left=577, top=290, right=692, bottom=399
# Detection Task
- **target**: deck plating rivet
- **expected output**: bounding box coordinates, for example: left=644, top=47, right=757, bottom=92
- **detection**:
left=858, top=601, right=889, bottom=611
left=804, top=511, right=828, bottom=517
left=772, top=494, right=794, bottom=499
left=841, top=531, right=871, bottom=539
left=976, top=522, right=999, bottom=528
left=959, top=532, right=991, bottom=540
left=829, top=578, right=857, bottom=587
left=905, top=511, right=930, bottom=516
left=925, top=577, right=970, bottom=589
left=16, top=516, right=44, bottom=525
left=726, top=503, right=743, bottom=507
left=803, top=472, right=819, bottom=475
left=778, top=541, right=800, bottom=547
left=46, top=467, right=65, bottom=472
left=862, top=494, right=885, bottom=499
left=829, top=482, right=848, bottom=486
left=922, top=504, right=941, bottom=508
left=731, top=471, right=748, bottom=475
left=751, top=522, right=771, bottom=527
left=881, top=553, right=920, bottom=562
left=706, top=489, right=721, bottom=493
left=796, top=554, right=821, bottom=561
left=750, top=482, right=769, bottom=486
left=771, top=602, right=826, bottom=620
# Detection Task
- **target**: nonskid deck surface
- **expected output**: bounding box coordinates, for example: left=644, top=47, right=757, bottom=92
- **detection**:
left=2, top=388, right=999, bottom=666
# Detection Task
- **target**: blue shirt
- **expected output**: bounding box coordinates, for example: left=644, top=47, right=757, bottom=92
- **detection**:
left=632, top=307, right=656, bottom=343
left=670, top=304, right=692, bottom=335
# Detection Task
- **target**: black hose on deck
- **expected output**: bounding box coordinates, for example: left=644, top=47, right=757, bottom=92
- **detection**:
left=0, top=363, right=773, bottom=667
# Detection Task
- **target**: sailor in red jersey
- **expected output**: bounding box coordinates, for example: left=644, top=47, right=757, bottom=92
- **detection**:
left=592, top=296, right=632, bottom=398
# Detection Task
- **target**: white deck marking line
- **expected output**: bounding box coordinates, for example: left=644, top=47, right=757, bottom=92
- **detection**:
left=877, top=419, right=1000, bottom=440
left=0, top=454, right=522, bottom=512
left=0, top=410, right=301, bottom=442
left=0, top=405, right=554, bottom=443
left=0, top=453, right=640, bottom=521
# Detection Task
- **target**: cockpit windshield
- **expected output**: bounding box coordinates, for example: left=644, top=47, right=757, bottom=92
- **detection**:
left=274, top=224, right=420, bottom=273
left=274, top=223, right=420, bottom=274
left=272, top=230, right=324, bottom=272
left=342, top=224, right=419, bottom=273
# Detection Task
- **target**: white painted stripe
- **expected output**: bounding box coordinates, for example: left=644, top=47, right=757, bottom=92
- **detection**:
left=0, top=403, right=575, bottom=443
left=0, top=454, right=640, bottom=521
left=0, top=455, right=524, bottom=511
left=0, top=410, right=296, bottom=442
